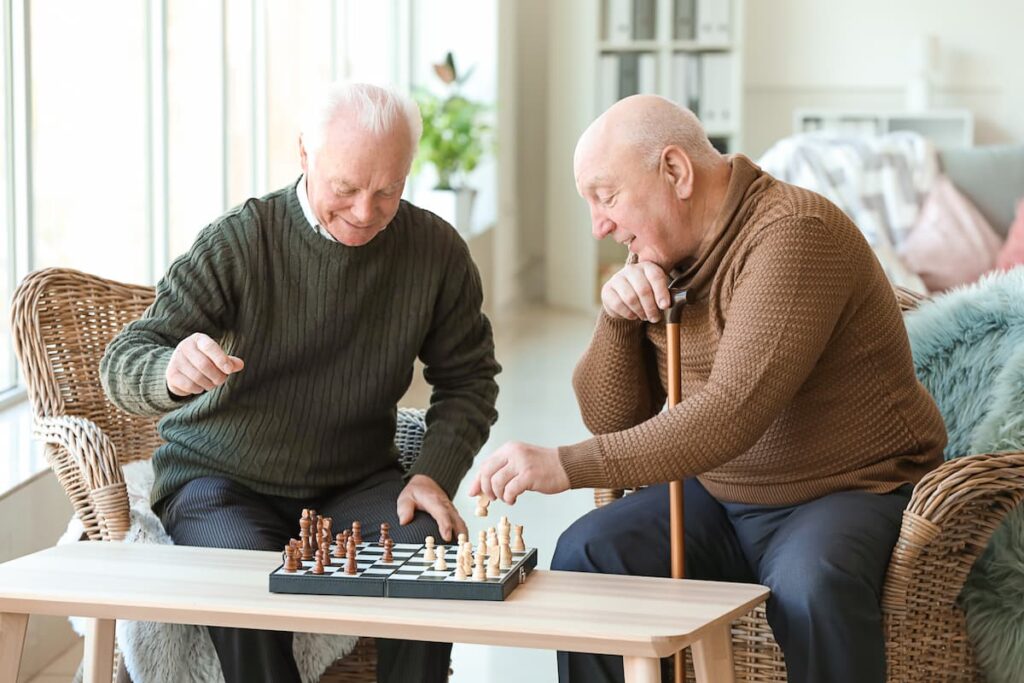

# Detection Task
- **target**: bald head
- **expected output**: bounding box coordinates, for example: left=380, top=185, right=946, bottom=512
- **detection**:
left=575, top=95, right=721, bottom=180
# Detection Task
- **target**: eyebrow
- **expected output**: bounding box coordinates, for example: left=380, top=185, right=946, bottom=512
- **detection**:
left=334, top=178, right=404, bottom=192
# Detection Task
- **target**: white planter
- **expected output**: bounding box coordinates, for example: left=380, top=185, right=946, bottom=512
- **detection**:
left=418, top=187, right=477, bottom=235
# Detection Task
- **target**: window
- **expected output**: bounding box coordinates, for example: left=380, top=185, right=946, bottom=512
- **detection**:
left=30, top=1, right=149, bottom=285
left=0, top=0, right=15, bottom=393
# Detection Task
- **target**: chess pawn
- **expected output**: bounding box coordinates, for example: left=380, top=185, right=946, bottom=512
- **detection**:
left=424, top=536, right=436, bottom=562
left=512, top=525, right=526, bottom=552
left=434, top=545, right=448, bottom=571
left=334, top=533, right=346, bottom=558
left=477, top=531, right=487, bottom=560
left=487, top=544, right=501, bottom=578
left=500, top=541, right=512, bottom=570
left=472, top=550, right=486, bottom=581
left=380, top=522, right=391, bottom=544
left=351, top=521, right=362, bottom=545
left=475, top=495, right=490, bottom=517
left=463, top=542, right=474, bottom=575
left=312, top=549, right=325, bottom=575
left=457, top=532, right=468, bottom=547
left=320, top=540, right=332, bottom=567
left=383, top=538, right=394, bottom=564
left=454, top=560, right=467, bottom=581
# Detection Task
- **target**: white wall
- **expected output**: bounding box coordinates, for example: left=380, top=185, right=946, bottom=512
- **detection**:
left=742, top=0, right=1024, bottom=157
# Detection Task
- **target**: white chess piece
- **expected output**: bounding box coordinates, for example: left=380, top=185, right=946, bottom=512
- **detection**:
left=434, top=545, right=448, bottom=571
left=475, top=495, right=490, bottom=517
left=486, top=544, right=501, bottom=578
left=424, top=536, right=436, bottom=562
left=512, top=525, right=525, bottom=553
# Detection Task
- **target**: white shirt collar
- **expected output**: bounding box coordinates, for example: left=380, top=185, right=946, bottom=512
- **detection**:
left=296, top=175, right=338, bottom=243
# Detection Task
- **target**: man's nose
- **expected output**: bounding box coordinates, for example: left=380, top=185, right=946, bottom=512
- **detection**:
left=352, top=195, right=374, bottom=223
left=591, top=210, right=615, bottom=240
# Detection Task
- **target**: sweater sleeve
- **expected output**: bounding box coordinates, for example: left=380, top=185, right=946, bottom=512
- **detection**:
left=571, top=312, right=666, bottom=436
left=99, top=222, right=243, bottom=416
left=558, top=218, right=855, bottom=488
left=408, top=236, right=501, bottom=497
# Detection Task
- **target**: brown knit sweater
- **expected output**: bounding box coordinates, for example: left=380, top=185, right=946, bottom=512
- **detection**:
left=558, top=155, right=946, bottom=505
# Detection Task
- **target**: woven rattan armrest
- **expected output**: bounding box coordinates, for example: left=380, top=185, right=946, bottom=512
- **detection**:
left=882, top=450, right=1024, bottom=616
left=35, top=414, right=130, bottom=542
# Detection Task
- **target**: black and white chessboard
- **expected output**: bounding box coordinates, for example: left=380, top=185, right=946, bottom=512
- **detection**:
left=269, top=541, right=538, bottom=601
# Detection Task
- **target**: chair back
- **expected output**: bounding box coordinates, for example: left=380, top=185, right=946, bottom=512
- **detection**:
left=11, top=267, right=163, bottom=464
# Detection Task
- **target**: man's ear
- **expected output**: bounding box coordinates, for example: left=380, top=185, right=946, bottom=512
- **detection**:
left=661, top=145, right=694, bottom=200
left=299, top=134, right=309, bottom=175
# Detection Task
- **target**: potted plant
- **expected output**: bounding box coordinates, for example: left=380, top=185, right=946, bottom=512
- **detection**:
left=413, top=52, right=492, bottom=232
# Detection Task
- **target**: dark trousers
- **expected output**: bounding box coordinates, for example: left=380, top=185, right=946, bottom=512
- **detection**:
left=158, top=469, right=452, bottom=683
left=551, top=479, right=913, bottom=683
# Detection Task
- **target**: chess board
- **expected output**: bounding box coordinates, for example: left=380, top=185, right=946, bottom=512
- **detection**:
left=269, top=541, right=539, bottom=601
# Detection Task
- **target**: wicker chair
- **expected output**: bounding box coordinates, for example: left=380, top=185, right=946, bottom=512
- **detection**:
left=10, top=266, right=430, bottom=683
left=593, top=287, right=1024, bottom=682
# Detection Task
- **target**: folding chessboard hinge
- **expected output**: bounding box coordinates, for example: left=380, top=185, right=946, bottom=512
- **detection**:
left=519, top=567, right=526, bottom=584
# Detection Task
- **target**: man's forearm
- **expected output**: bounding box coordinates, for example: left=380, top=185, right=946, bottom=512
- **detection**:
left=573, top=312, right=664, bottom=434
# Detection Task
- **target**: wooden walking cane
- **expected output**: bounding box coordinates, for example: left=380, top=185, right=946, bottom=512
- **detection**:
left=666, top=284, right=688, bottom=683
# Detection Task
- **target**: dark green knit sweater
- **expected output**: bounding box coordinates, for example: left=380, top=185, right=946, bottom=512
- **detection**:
left=100, top=179, right=500, bottom=509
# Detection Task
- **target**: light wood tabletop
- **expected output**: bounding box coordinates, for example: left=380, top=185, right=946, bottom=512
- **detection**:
left=0, top=542, right=768, bottom=683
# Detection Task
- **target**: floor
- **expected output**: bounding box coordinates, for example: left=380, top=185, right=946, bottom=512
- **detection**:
left=26, top=303, right=604, bottom=683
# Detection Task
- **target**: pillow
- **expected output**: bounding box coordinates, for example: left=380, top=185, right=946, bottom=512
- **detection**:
left=996, top=199, right=1024, bottom=271
left=939, top=144, right=1024, bottom=238
left=899, top=175, right=1003, bottom=292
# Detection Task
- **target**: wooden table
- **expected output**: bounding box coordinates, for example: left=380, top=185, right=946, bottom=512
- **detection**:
left=0, top=543, right=768, bottom=683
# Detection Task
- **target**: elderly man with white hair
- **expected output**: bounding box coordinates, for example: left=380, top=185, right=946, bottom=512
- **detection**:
left=101, top=82, right=500, bottom=683
left=470, top=94, right=946, bottom=683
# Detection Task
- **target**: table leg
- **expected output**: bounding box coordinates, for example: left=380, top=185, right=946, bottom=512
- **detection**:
left=623, top=655, right=661, bottom=683
left=83, top=617, right=116, bottom=683
left=0, top=612, right=29, bottom=682
left=691, top=623, right=734, bottom=683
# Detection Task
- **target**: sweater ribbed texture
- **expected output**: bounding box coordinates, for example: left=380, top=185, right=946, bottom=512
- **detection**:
left=559, top=155, right=946, bottom=505
left=101, top=180, right=500, bottom=508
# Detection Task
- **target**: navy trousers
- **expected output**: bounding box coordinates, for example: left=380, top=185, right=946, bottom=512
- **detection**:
left=158, top=468, right=452, bottom=683
left=551, top=479, right=913, bottom=683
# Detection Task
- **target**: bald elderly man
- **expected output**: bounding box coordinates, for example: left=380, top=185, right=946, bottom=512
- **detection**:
left=469, top=95, right=946, bottom=683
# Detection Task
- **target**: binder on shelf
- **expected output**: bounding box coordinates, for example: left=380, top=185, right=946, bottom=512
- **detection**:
left=598, top=54, right=620, bottom=112
left=696, top=0, right=731, bottom=44
left=605, top=0, right=633, bottom=44
left=674, top=0, right=695, bottom=41
left=638, top=53, right=657, bottom=93
left=632, top=0, right=656, bottom=41
left=698, top=53, right=733, bottom=129
left=618, top=53, right=640, bottom=99
left=672, top=53, right=700, bottom=112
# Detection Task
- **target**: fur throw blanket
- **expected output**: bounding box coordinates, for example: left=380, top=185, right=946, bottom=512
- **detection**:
left=58, top=461, right=357, bottom=683
left=904, top=267, right=1024, bottom=683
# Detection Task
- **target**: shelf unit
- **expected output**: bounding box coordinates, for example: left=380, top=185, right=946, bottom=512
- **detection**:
left=793, top=109, right=974, bottom=148
left=546, top=0, right=744, bottom=311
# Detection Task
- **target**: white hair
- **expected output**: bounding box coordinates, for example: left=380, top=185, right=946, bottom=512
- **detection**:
left=628, top=98, right=721, bottom=171
left=301, top=81, right=423, bottom=163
